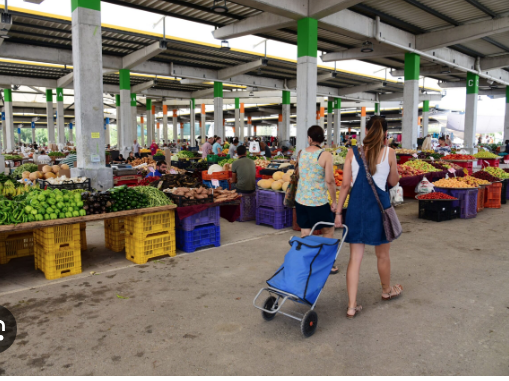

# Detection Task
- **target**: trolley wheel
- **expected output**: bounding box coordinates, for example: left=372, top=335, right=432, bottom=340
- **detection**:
left=301, top=310, right=318, bottom=337
left=261, top=296, right=278, bottom=321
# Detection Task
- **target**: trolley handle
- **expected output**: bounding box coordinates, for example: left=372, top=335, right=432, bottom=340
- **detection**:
left=308, top=222, right=348, bottom=260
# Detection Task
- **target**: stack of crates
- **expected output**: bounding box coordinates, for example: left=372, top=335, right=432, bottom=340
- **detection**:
left=80, top=223, right=87, bottom=250
left=176, top=207, right=221, bottom=252
left=34, top=224, right=81, bottom=280
left=104, top=218, right=125, bottom=252
left=256, top=189, right=292, bottom=229
left=0, top=230, right=35, bottom=265
left=125, top=210, right=176, bottom=264
left=418, top=200, right=455, bottom=222
left=477, top=185, right=486, bottom=213
left=237, top=193, right=256, bottom=222
left=434, top=187, right=478, bottom=219
left=484, top=182, right=502, bottom=209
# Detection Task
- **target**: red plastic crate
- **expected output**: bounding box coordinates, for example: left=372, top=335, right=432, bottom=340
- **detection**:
left=484, top=182, right=502, bottom=209
left=477, top=158, right=500, bottom=168
left=398, top=155, right=413, bottom=165
left=201, top=170, right=232, bottom=180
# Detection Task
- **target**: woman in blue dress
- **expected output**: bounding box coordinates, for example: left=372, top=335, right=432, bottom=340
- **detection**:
left=335, top=116, right=403, bottom=319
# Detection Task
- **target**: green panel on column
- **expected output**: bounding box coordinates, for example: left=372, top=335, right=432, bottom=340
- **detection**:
left=334, top=98, right=341, bottom=109
left=375, top=103, right=380, bottom=114
left=506, top=86, right=509, bottom=103
left=191, top=98, right=195, bottom=109
left=119, top=69, right=131, bottom=90
left=297, top=18, right=318, bottom=58
left=71, top=0, right=101, bottom=12
left=282, top=90, right=291, bottom=105
left=146, top=99, right=152, bottom=110
left=466, top=72, right=479, bottom=94
left=327, top=101, right=333, bottom=114
left=404, top=52, right=420, bottom=81
left=423, top=100, right=430, bottom=112
left=235, top=98, right=240, bottom=109
left=56, top=87, right=64, bottom=102
left=4, top=89, right=12, bottom=102
left=115, top=94, right=120, bottom=107
left=46, top=89, right=53, bottom=102
left=131, top=93, right=137, bottom=107
left=214, top=82, right=223, bottom=98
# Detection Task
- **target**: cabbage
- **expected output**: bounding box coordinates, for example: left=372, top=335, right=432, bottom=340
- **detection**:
left=208, top=164, right=223, bottom=174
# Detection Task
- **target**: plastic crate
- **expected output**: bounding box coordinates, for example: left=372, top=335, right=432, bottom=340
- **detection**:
left=125, top=232, right=176, bottom=264
left=434, top=187, right=478, bottom=219
left=80, top=224, right=87, bottom=251
left=202, top=170, right=232, bottom=181
left=176, top=224, right=220, bottom=253
left=125, top=210, right=175, bottom=239
left=477, top=186, right=485, bottom=213
left=256, top=189, right=286, bottom=210
left=168, top=193, right=214, bottom=207
left=0, top=231, right=34, bottom=265
left=34, top=224, right=81, bottom=250
left=237, top=193, right=256, bottom=222
left=477, top=158, right=500, bottom=168
left=104, top=218, right=125, bottom=232
left=207, top=154, right=229, bottom=164
left=34, top=243, right=82, bottom=280
left=177, top=206, right=220, bottom=231
left=451, top=161, right=474, bottom=175
left=104, top=218, right=126, bottom=252
left=291, top=208, right=322, bottom=234
left=484, top=182, right=502, bottom=209
left=451, top=206, right=461, bottom=219
left=501, top=179, right=508, bottom=205
left=202, top=179, right=230, bottom=190
left=256, top=207, right=293, bottom=229
left=398, top=155, right=413, bottom=165
left=418, top=200, right=454, bottom=222
left=37, top=178, right=92, bottom=191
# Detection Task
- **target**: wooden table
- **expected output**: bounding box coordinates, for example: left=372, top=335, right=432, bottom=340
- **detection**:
left=0, top=205, right=177, bottom=233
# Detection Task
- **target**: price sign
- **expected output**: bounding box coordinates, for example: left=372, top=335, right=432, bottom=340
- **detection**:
left=90, top=154, right=100, bottom=163
left=412, top=153, right=418, bottom=158
left=448, top=167, right=455, bottom=174
left=211, top=179, right=220, bottom=188
left=91, top=132, right=100, bottom=139
left=430, top=156, right=434, bottom=162
left=463, top=168, right=469, bottom=175
left=505, top=158, right=509, bottom=164
left=484, top=160, right=489, bottom=166
left=169, top=169, right=178, bottom=174
left=148, top=166, right=155, bottom=174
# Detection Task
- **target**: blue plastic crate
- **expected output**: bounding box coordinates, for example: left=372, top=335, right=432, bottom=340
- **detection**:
left=237, top=192, right=256, bottom=222
left=176, top=224, right=220, bottom=253
left=256, top=207, right=292, bottom=229
left=256, top=189, right=286, bottom=211
left=203, top=179, right=230, bottom=189
left=177, top=206, right=220, bottom=231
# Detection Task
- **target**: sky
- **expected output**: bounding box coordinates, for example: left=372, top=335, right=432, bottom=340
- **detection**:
left=3, top=0, right=507, bottom=127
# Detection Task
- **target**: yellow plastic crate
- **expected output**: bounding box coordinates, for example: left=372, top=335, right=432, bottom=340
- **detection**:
left=104, top=218, right=125, bottom=232
left=125, top=210, right=175, bottom=239
left=34, top=224, right=81, bottom=250
left=125, top=232, right=176, bottom=264
left=104, top=228, right=125, bottom=252
left=0, top=231, right=35, bottom=265
left=34, top=243, right=82, bottom=280
left=80, top=229, right=87, bottom=251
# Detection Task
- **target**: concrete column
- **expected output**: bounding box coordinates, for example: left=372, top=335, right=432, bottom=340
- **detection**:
left=46, top=89, right=55, bottom=145
left=422, top=100, right=430, bottom=137
left=4, top=89, right=14, bottom=152
left=247, top=116, right=252, bottom=137
left=119, top=69, right=133, bottom=157
left=327, top=98, right=333, bottom=145
left=360, top=107, right=367, bottom=143
left=402, top=52, right=420, bottom=150
left=375, top=102, right=380, bottom=116
left=140, top=116, right=145, bottom=146
left=31, top=121, right=36, bottom=143
left=253, top=125, right=257, bottom=137
left=234, top=98, right=240, bottom=139
left=334, top=98, right=341, bottom=146
left=504, top=87, right=509, bottom=145
left=145, top=99, right=152, bottom=145
left=214, top=82, right=224, bottom=140
left=69, top=122, right=74, bottom=144
left=282, top=91, right=290, bottom=143
left=131, top=93, right=137, bottom=146
left=190, top=98, right=196, bottom=147
left=200, top=104, right=206, bottom=144
left=172, top=109, right=178, bottom=144
left=115, top=94, right=121, bottom=148
left=162, top=105, right=168, bottom=144
left=104, top=118, right=110, bottom=146
left=180, top=122, right=184, bottom=146
left=464, top=72, right=479, bottom=152
left=239, top=103, right=245, bottom=142
left=296, top=18, right=318, bottom=152
left=151, top=104, right=156, bottom=145
left=56, top=87, right=65, bottom=145
left=71, top=0, right=112, bottom=189
left=1, top=111, right=6, bottom=151
left=277, top=114, right=283, bottom=144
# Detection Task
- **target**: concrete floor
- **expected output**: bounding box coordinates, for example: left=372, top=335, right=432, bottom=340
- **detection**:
left=0, top=199, right=508, bottom=376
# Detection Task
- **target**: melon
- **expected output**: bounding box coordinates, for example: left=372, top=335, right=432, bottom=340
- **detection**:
left=60, top=164, right=69, bottom=170
left=22, top=171, right=31, bottom=179
left=44, top=172, right=56, bottom=179
left=282, top=173, right=291, bottom=183
left=258, top=180, right=271, bottom=189
left=36, top=171, right=44, bottom=179
left=42, top=165, right=52, bottom=173
left=271, top=181, right=282, bottom=191
left=286, top=169, right=294, bottom=176
left=282, top=182, right=290, bottom=192
left=52, top=165, right=60, bottom=173
left=272, top=171, right=284, bottom=181
left=29, top=172, right=38, bottom=181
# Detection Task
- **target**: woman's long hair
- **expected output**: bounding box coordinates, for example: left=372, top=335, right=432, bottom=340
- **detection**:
left=363, top=116, right=388, bottom=175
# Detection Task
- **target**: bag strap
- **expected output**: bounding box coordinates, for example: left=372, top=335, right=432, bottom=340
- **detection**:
left=358, top=146, right=385, bottom=214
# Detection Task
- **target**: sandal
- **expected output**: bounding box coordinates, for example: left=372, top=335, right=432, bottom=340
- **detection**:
left=381, top=284, right=403, bottom=301
left=330, top=265, right=339, bottom=275
left=346, top=305, right=362, bottom=319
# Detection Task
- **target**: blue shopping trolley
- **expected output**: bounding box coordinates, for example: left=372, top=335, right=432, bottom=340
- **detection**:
left=253, top=222, right=348, bottom=337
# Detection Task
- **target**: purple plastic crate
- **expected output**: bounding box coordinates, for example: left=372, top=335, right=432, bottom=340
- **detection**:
left=256, top=207, right=292, bottom=229
left=237, top=193, right=256, bottom=222
left=177, top=206, right=220, bottom=231
left=256, top=189, right=285, bottom=210
left=176, top=224, right=220, bottom=253
left=434, top=187, right=478, bottom=219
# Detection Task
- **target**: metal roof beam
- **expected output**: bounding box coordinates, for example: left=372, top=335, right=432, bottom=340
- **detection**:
left=321, top=42, right=403, bottom=61
left=223, top=90, right=287, bottom=98
left=0, top=12, right=13, bottom=49
left=0, top=75, right=57, bottom=88
left=438, top=79, right=494, bottom=88
left=379, top=93, right=442, bottom=102
left=416, top=17, right=509, bottom=51
left=131, top=80, right=155, bottom=93
left=164, top=97, right=302, bottom=106
left=309, top=0, right=364, bottom=19
left=218, top=59, right=267, bottom=80
left=480, top=55, right=509, bottom=70
left=390, top=65, right=463, bottom=77
left=337, top=82, right=387, bottom=96
left=478, top=88, right=506, bottom=96
left=190, top=88, right=215, bottom=99
left=122, top=41, right=167, bottom=70
left=287, top=72, right=339, bottom=89
left=57, top=72, right=74, bottom=88
left=463, top=0, right=497, bottom=18
left=213, top=13, right=295, bottom=40
left=215, top=0, right=307, bottom=19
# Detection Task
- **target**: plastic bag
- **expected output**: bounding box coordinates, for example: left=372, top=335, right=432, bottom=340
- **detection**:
left=390, top=183, right=404, bottom=206
left=415, top=176, right=434, bottom=195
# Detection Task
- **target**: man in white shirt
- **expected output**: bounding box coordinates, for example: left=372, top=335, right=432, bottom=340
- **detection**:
left=37, top=150, right=51, bottom=163
left=132, top=140, right=141, bottom=158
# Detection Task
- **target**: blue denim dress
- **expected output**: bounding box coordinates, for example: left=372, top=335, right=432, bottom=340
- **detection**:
left=344, top=146, right=391, bottom=246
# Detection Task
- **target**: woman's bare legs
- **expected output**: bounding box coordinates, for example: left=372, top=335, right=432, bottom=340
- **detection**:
left=375, top=243, right=391, bottom=293
left=346, top=243, right=365, bottom=315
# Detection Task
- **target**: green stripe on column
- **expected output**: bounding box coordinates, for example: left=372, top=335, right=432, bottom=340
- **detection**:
left=119, top=69, right=130, bottom=90
left=146, top=99, right=152, bottom=110
left=4, top=89, right=12, bottom=102
left=506, top=86, right=509, bottom=103
left=56, top=87, right=64, bottom=102
left=375, top=103, right=380, bottom=114
left=327, top=101, right=333, bottom=114
left=282, top=90, right=291, bottom=105
left=423, top=100, right=429, bottom=112
left=115, top=94, right=120, bottom=107
left=71, top=0, right=101, bottom=12
left=297, top=18, right=318, bottom=58
left=46, top=89, right=53, bottom=102
left=334, top=98, right=341, bottom=109
left=235, top=98, right=240, bottom=109
left=404, top=52, right=420, bottom=81
left=131, top=93, right=137, bottom=107
left=214, top=82, right=223, bottom=98
left=466, top=72, right=479, bottom=95
left=191, top=98, right=195, bottom=109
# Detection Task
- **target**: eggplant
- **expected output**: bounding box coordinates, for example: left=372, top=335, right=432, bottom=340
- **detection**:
left=81, top=192, right=90, bottom=200
left=93, top=202, right=100, bottom=208
left=91, top=192, right=99, bottom=198
left=94, top=210, right=100, bottom=214
left=83, top=205, right=89, bottom=211
left=88, top=197, right=95, bottom=203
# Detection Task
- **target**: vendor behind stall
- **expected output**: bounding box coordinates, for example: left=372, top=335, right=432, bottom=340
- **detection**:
left=146, top=161, right=167, bottom=178
left=435, top=136, right=451, bottom=155
left=260, top=141, right=272, bottom=158
left=126, top=152, right=136, bottom=163
left=230, top=145, right=256, bottom=194
left=228, top=138, right=239, bottom=158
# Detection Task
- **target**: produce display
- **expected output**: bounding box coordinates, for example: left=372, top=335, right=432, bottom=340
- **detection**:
left=0, top=180, right=34, bottom=199
left=18, top=164, right=70, bottom=183
left=26, top=189, right=85, bottom=222
left=405, top=160, right=441, bottom=173
left=328, top=189, right=349, bottom=208
left=130, top=157, right=157, bottom=167
left=165, top=187, right=213, bottom=206
left=41, top=176, right=88, bottom=185
left=156, top=174, right=202, bottom=190
left=395, top=149, right=417, bottom=155
left=218, top=158, right=235, bottom=167
left=13, top=163, right=38, bottom=178
left=333, top=154, right=345, bottom=165
left=4, top=155, right=23, bottom=160
left=472, top=171, right=500, bottom=182
left=132, top=186, right=173, bottom=207
left=334, top=169, right=343, bottom=186
left=442, top=154, right=475, bottom=161
left=433, top=178, right=476, bottom=188
left=257, top=170, right=293, bottom=192
left=48, top=152, right=65, bottom=157
left=457, top=176, right=490, bottom=186
left=178, top=151, right=198, bottom=160
left=437, top=160, right=461, bottom=170
left=429, top=162, right=450, bottom=171
left=417, top=152, right=442, bottom=160
left=254, top=159, right=271, bottom=168
left=211, top=188, right=239, bottom=203
left=484, top=166, right=509, bottom=179
left=398, top=165, right=425, bottom=177
left=417, top=192, right=457, bottom=200
left=0, top=174, right=15, bottom=184
left=474, top=151, right=500, bottom=159
left=187, top=161, right=209, bottom=172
